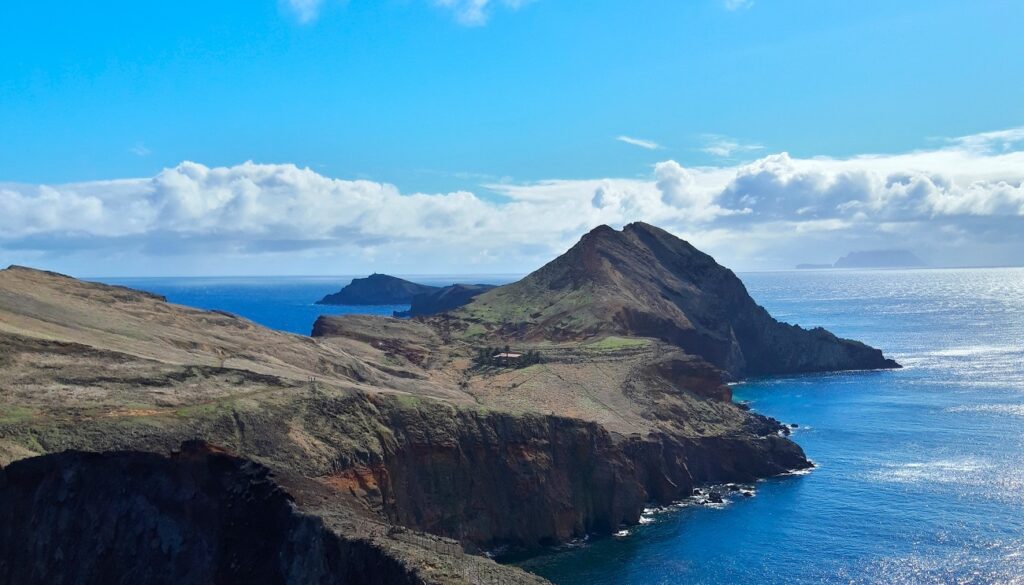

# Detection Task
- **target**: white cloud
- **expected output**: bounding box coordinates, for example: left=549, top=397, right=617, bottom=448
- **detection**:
left=701, top=134, right=764, bottom=158
left=3, top=127, right=1024, bottom=273
left=130, top=144, right=151, bottom=157
left=283, top=0, right=324, bottom=23
left=616, top=136, right=662, bottom=150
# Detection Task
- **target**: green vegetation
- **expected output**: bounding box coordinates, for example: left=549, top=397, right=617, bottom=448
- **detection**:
left=0, top=404, right=36, bottom=424
left=585, top=336, right=651, bottom=350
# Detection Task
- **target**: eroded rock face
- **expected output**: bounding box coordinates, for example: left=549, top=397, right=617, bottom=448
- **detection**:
left=0, top=442, right=420, bottom=585
left=370, top=399, right=807, bottom=548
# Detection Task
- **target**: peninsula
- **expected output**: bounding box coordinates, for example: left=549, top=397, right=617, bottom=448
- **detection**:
left=0, top=223, right=899, bottom=584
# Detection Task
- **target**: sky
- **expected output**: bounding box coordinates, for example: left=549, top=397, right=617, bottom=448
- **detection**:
left=1, top=0, right=1022, bottom=276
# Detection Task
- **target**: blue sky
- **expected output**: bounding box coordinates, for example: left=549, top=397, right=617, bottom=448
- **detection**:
left=1, top=1, right=1023, bottom=275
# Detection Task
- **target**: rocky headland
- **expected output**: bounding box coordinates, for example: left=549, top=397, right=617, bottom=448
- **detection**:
left=0, top=224, right=899, bottom=584
left=317, top=273, right=438, bottom=305
left=445, top=222, right=899, bottom=378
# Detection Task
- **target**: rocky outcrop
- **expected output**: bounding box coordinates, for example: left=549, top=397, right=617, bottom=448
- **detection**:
left=317, top=274, right=438, bottom=305
left=452, top=223, right=899, bottom=378
left=394, top=284, right=496, bottom=318
left=0, top=441, right=421, bottom=585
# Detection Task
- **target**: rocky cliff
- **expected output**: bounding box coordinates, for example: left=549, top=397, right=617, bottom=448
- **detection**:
left=372, top=398, right=805, bottom=546
left=0, top=441, right=421, bottom=585
left=451, top=222, right=900, bottom=378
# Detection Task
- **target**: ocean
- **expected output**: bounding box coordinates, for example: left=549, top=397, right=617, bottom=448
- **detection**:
left=100, top=275, right=514, bottom=336
left=100, top=268, right=1024, bottom=584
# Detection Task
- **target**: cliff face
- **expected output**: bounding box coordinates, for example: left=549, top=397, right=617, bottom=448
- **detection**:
left=317, top=274, right=438, bottom=305
left=372, top=400, right=806, bottom=547
left=453, top=223, right=899, bottom=378
left=0, top=442, right=420, bottom=585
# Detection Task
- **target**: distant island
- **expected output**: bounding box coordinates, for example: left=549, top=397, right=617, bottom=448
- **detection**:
left=316, top=273, right=437, bottom=304
left=318, top=273, right=496, bottom=316
left=797, top=249, right=927, bottom=269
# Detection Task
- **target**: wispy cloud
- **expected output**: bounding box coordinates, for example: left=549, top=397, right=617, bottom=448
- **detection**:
left=950, top=127, right=1024, bottom=154
left=700, top=134, right=763, bottom=158
left=130, top=144, right=151, bottom=157
left=283, top=0, right=534, bottom=26
left=722, top=0, right=754, bottom=11
left=283, top=0, right=325, bottom=23
left=433, top=0, right=535, bottom=26
left=616, top=136, right=662, bottom=150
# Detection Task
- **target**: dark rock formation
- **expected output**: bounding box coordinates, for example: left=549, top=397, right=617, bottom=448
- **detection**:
left=369, top=398, right=807, bottom=547
left=0, top=441, right=420, bottom=585
left=453, top=222, right=900, bottom=378
left=317, top=274, right=438, bottom=305
left=833, top=249, right=927, bottom=268
left=395, top=284, right=497, bottom=318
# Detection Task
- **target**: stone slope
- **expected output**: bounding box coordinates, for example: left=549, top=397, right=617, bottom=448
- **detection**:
left=451, top=222, right=900, bottom=378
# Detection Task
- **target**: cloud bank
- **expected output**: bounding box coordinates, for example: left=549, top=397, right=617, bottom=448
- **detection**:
left=2, top=128, right=1023, bottom=274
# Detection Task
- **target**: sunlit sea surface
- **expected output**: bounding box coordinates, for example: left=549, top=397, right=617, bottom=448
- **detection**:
left=102, top=268, right=1024, bottom=584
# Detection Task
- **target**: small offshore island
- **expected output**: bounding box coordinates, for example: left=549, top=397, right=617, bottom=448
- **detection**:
left=797, top=249, right=928, bottom=269
left=0, top=223, right=898, bottom=584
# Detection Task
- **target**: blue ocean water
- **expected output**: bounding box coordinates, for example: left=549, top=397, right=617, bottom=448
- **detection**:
left=99, top=275, right=514, bottom=336
left=101, top=268, right=1024, bottom=583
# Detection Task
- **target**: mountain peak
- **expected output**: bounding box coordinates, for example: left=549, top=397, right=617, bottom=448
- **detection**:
left=453, top=223, right=898, bottom=378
